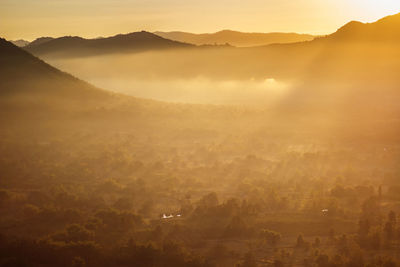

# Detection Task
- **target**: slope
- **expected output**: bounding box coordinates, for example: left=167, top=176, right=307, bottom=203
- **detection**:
left=24, top=31, right=193, bottom=58
left=154, top=30, right=315, bottom=47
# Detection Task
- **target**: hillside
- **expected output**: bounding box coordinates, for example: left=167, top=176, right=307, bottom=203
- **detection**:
left=28, top=37, right=54, bottom=47
left=0, top=38, right=110, bottom=100
left=3, top=13, right=400, bottom=116
left=324, top=12, right=400, bottom=42
left=149, top=14, right=400, bottom=83
left=50, top=13, right=400, bottom=87
left=0, top=38, right=249, bottom=122
left=154, top=30, right=315, bottom=47
left=10, top=39, right=30, bottom=47
left=24, top=31, right=192, bottom=58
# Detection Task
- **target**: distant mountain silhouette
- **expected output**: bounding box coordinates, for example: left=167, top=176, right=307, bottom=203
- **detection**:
left=318, top=12, right=400, bottom=43
left=54, top=13, right=397, bottom=88
left=270, top=12, right=400, bottom=84
left=10, top=39, right=30, bottom=47
left=154, top=30, right=315, bottom=47
left=0, top=37, right=112, bottom=105
left=3, top=12, right=400, bottom=103
left=28, top=37, right=54, bottom=47
left=24, top=31, right=192, bottom=57
left=0, top=38, right=231, bottom=122
left=1, top=10, right=400, bottom=139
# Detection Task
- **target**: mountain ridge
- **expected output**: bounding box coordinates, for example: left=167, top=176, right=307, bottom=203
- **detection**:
left=10, top=39, right=30, bottom=47
left=154, top=30, right=315, bottom=47
left=24, top=31, right=193, bottom=58
left=0, top=37, right=112, bottom=103
left=322, top=12, right=400, bottom=42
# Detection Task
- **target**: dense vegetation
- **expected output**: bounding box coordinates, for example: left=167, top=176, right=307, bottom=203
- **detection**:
left=1, top=99, right=400, bottom=267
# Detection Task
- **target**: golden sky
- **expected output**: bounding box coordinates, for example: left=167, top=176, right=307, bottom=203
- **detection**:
left=1, top=0, right=400, bottom=40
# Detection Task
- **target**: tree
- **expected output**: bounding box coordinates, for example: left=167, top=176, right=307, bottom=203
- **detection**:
left=336, top=235, right=348, bottom=255
left=316, top=254, right=329, bottom=267
left=384, top=211, right=397, bottom=246
left=273, top=259, right=284, bottom=267
left=199, top=192, right=218, bottom=208
left=237, top=252, right=257, bottom=267
left=260, top=229, right=281, bottom=246
left=224, top=216, right=248, bottom=238
left=369, top=230, right=381, bottom=250
left=72, top=257, right=86, bottom=267
left=313, top=237, right=321, bottom=248
left=384, top=221, right=394, bottom=241
left=296, top=234, right=309, bottom=249
left=358, top=219, right=370, bottom=237
left=51, top=224, right=95, bottom=243
left=66, top=224, right=94, bottom=243
left=388, top=210, right=396, bottom=224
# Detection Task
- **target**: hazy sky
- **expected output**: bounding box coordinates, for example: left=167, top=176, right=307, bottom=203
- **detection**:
left=1, top=0, right=400, bottom=40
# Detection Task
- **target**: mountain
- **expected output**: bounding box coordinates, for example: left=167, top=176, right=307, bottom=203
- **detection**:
left=319, top=12, right=400, bottom=43
left=0, top=38, right=223, bottom=118
left=154, top=30, right=315, bottom=47
left=295, top=12, right=400, bottom=81
left=0, top=37, right=252, bottom=136
left=24, top=31, right=192, bottom=58
left=10, top=39, right=30, bottom=47
left=28, top=37, right=54, bottom=47
left=31, top=13, right=400, bottom=86
left=1, top=9, right=399, bottom=140
left=0, top=37, right=116, bottom=113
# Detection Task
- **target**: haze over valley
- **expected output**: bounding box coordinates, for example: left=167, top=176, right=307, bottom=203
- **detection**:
left=1, top=2, right=400, bottom=267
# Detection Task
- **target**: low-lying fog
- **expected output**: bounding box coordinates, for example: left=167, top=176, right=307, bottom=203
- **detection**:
left=45, top=52, right=291, bottom=105
left=81, top=77, right=288, bottom=105
left=42, top=44, right=400, bottom=108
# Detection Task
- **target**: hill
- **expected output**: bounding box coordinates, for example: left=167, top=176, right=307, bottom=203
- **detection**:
left=4, top=13, right=400, bottom=115
left=0, top=38, right=245, bottom=122
left=0, top=38, right=108, bottom=98
left=154, top=30, right=315, bottom=47
left=146, top=13, right=400, bottom=83
left=0, top=37, right=130, bottom=119
left=323, top=12, right=400, bottom=42
left=28, top=37, right=54, bottom=47
left=24, top=31, right=192, bottom=58
left=10, top=39, right=30, bottom=47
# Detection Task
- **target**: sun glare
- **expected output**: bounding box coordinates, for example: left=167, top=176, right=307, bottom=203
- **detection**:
left=351, top=0, right=400, bottom=19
